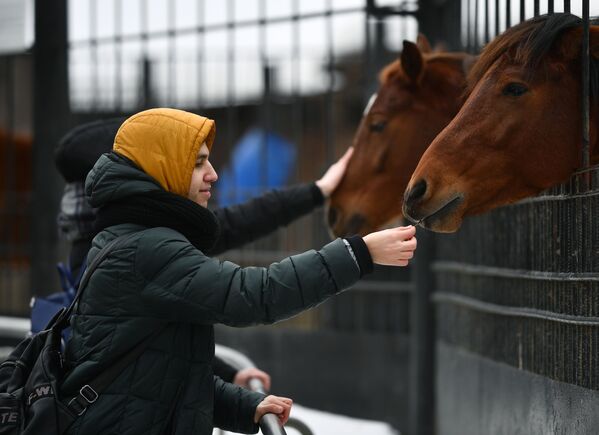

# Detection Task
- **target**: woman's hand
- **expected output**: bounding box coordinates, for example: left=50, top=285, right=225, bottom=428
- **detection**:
left=233, top=367, right=271, bottom=391
left=254, top=395, right=293, bottom=425
left=315, top=147, right=354, bottom=197
left=363, top=226, right=417, bottom=266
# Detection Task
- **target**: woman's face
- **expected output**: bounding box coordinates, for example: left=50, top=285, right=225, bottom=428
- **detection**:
left=188, top=143, right=218, bottom=207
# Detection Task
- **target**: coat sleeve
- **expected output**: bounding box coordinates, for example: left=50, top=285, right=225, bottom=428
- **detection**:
left=209, top=183, right=324, bottom=255
left=213, top=376, right=265, bottom=434
left=135, top=230, right=360, bottom=326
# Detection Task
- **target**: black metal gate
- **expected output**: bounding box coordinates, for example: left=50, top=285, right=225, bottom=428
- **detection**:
left=4, top=1, right=597, bottom=434
left=432, top=1, right=599, bottom=434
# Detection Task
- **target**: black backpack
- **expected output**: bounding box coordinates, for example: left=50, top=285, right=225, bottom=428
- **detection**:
left=0, top=233, right=154, bottom=435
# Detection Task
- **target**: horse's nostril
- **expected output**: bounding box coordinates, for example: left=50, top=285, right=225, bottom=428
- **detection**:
left=327, top=207, right=338, bottom=228
left=406, top=179, right=427, bottom=204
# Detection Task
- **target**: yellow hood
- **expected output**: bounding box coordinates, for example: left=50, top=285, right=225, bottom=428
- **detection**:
left=113, top=108, right=216, bottom=197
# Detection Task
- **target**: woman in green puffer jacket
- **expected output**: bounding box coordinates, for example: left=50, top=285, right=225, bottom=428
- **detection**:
left=60, top=108, right=417, bottom=435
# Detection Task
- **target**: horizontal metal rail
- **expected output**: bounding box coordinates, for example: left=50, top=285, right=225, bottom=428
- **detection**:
left=215, top=345, right=290, bottom=435
left=70, top=0, right=419, bottom=49
left=0, top=315, right=29, bottom=338
left=70, top=4, right=414, bottom=48
left=433, top=292, right=599, bottom=326
left=433, top=261, right=599, bottom=282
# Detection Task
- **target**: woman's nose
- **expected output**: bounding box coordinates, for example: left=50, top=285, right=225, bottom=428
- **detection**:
left=206, top=164, right=218, bottom=182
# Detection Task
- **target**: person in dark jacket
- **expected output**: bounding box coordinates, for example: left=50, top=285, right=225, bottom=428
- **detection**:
left=60, top=108, right=417, bottom=435
left=55, top=118, right=271, bottom=389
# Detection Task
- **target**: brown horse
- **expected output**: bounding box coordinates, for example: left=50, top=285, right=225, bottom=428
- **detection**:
left=404, top=14, right=599, bottom=233
left=327, top=36, right=475, bottom=236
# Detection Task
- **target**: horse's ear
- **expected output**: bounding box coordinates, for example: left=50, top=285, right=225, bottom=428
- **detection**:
left=401, top=40, right=424, bottom=85
left=416, top=34, right=432, bottom=54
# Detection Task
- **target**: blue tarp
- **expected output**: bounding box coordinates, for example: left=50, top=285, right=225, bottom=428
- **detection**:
left=217, top=128, right=296, bottom=206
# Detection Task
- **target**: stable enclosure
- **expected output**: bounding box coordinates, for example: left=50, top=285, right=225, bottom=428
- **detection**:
left=0, top=1, right=597, bottom=434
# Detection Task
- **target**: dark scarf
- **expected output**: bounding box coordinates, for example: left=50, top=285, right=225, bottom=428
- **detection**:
left=94, top=189, right=220, bottom=252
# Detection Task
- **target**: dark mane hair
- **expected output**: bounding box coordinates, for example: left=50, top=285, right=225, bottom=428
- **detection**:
left=467, top=13, right=599, bottom=100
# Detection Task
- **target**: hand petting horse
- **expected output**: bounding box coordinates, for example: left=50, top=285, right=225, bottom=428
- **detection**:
left=404, top=13, right=599, bottom=233
left=327, top=35, right=475, bottom=236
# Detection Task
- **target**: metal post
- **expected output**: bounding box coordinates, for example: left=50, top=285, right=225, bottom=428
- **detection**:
left=31, top=0, right=70, bottom=295
left=409, top=230, right=436, bottom=435
left=564, top=0, right=571, bottom=13
left=325, top=0, right=335, bottom=166
left=484, top=0, right=490, bottom=44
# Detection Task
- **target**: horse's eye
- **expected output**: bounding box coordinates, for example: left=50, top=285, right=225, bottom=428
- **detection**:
left=370, top=121, right=387, bottom=132
left=502, top=82, right=528, bottom=97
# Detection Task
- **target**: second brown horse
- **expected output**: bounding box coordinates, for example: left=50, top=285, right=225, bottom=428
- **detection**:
left=328, top=36, right=474, bottom=236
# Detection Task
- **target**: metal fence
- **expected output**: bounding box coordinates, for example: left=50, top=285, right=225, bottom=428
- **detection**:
left=2, top=1, right=597, bottom=434
left=65, top=0, right=421, bottom=333
left=432, top=1, right=599, bottom=434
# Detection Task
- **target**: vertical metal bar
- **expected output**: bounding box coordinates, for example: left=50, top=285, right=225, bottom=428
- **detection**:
left=325, top=0, right=334, bottom=165
left=259, top=0, right=269, bottom=192
left=167, top=0, right=176, bottom=106
left=548, top=0, right=554, bottom=14
left=292, top=0, right=302, bottom=183
left=90, top=0, right=98, bottom=109
left=366, top=3, right=375, bottom=82
left=31, top=0, right=69, bottom=297
left=495, top=0, right=500, bottom=37
left=409, top=230, right=436, bottom=435
left=226, top=0, right=236, bottom=166
left=474, top=0, right=479, bottom=52
left=519, top=0, right=525, bottom=22
left=140, top=0, right=149, bottom=108
left=564, top=0, right=571, bottom=14
left=197, top=0, right=204, bottom=109
left=484, top=0, right=490, bottom=44
left=115, top=0, right=122, bottom=111
left=533, top=0, right=539, bottom=17
left=506, top=0, right=511, bottom=28
left=582, top=0, right=590, bottom=171
left=466, top=0, right=472, bottom=52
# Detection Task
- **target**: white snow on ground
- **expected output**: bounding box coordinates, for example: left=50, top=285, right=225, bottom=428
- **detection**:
left=213, top=403, right=399, bottom=435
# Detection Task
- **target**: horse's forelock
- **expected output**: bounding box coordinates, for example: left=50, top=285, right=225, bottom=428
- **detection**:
left=466, top=13, right=587, bottom=96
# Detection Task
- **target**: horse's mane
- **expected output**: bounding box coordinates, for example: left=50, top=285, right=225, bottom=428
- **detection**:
left=467, top=13, right=599, bottom=100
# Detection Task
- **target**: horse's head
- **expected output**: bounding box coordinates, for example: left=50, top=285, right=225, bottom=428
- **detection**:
left=328, top=35, right=474, bottom=236
left=404, top=14, right=599, bottom=233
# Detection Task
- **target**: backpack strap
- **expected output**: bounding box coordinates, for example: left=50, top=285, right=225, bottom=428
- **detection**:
left=58, top=230, right=167, bottom=416
left=65, top=326, right=166, bottom=416
left=54, top=232, right=137, bottom=330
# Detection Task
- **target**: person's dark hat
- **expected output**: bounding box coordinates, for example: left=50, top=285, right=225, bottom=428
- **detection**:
left=54, top=118, right=125, bottom=182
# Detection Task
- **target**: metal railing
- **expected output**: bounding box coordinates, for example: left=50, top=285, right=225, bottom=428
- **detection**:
left=214, top=345, right=314, bottom=435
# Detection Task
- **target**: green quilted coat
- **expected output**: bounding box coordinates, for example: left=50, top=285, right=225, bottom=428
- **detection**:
left=59, top=153, right=361, bottom=435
